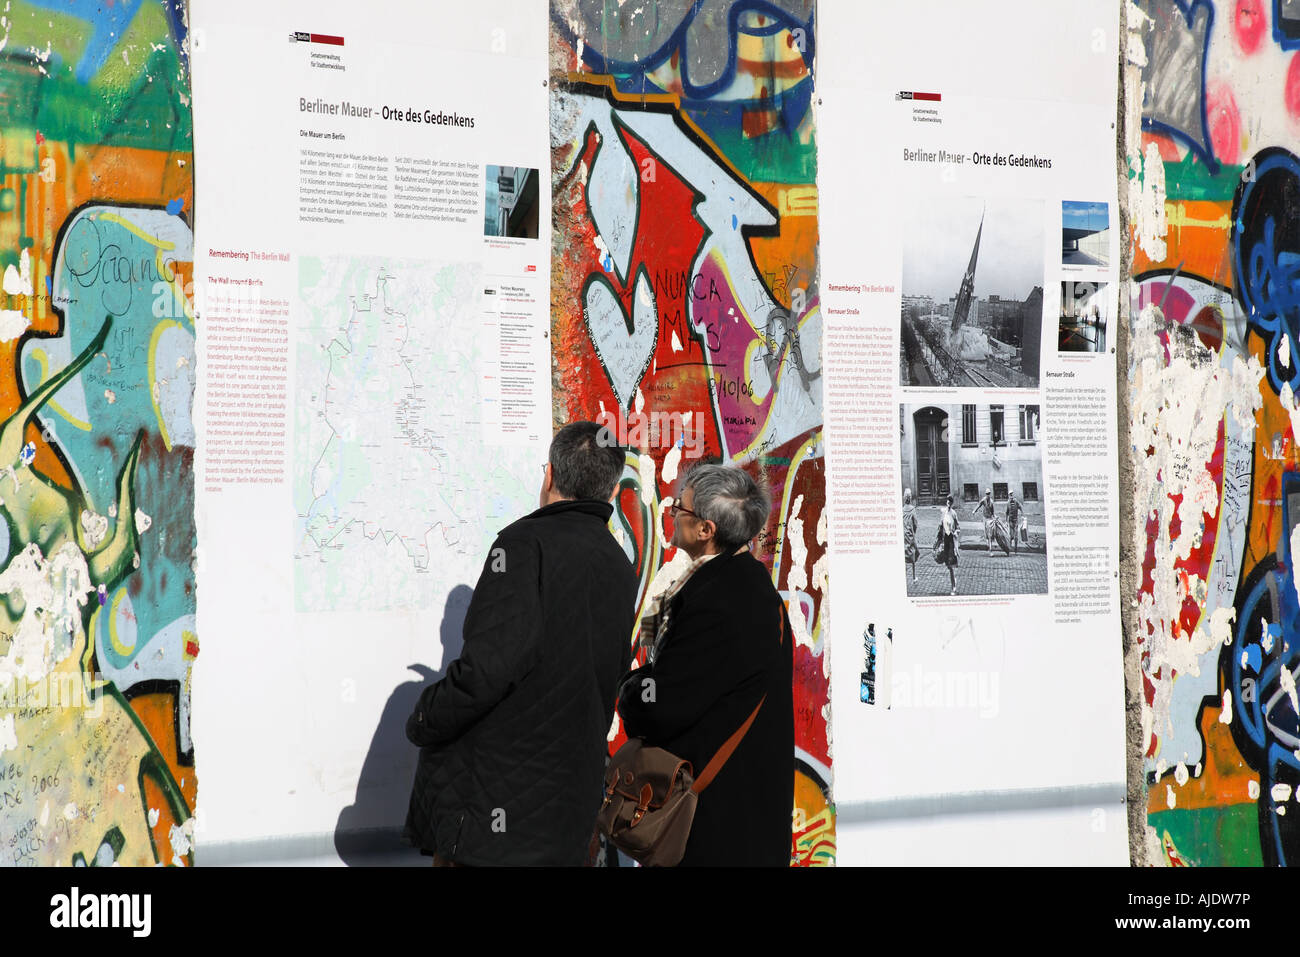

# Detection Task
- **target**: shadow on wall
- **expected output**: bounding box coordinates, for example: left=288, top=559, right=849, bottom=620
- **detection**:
left=333, top=584, right=473, bottom=866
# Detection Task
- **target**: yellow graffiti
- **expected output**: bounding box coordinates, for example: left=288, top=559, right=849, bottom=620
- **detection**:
left=26, top=348, right=93, bottom=431
left=147, top=319, right=186, bottom=451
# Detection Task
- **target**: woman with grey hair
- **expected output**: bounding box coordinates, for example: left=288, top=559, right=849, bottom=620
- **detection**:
left=616, top=463, right=794, bottom=866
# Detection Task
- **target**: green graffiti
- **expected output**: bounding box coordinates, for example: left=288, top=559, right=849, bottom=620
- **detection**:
left=71, top=824, right=125, bottom=866
left=1147, top=805, right=1263, bottom=866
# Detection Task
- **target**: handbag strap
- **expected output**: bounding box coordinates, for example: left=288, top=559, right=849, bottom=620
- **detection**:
left=690, top=693, right=766, bottom=794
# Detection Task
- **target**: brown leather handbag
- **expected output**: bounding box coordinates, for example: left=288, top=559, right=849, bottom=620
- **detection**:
left=596, top=695, right=765, bottom=867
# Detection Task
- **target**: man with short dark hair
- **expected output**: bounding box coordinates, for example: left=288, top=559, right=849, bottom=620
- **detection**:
left=405, top=421, right=636, bottom=865
left=616, top=463, right=794, bottom=866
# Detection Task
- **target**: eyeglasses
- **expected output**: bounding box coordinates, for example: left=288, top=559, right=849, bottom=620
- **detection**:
left=667, top=502, right=699, bottom=519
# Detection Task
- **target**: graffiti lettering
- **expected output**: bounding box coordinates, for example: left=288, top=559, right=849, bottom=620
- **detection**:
left=710, top=373, right=753, bottom=399
left=62, top=221, right=179, bottom=318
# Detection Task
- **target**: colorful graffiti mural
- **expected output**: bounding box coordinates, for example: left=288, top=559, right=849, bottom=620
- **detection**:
left=549, top=0, right=831, bottom=865
left=1130, top=0, right=1300, bottom=865
left=0, top=1, right=194, bottom=865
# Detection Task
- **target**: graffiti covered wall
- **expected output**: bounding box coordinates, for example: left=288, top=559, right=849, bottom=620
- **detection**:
left=549, top=1, right=831, bottom=864
left=0, top=1, right=195, bottom=865
left=1128, top=0, right=1300, bottom=865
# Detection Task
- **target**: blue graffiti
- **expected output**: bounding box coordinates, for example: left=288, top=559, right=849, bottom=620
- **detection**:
left=25, top=0, right=146, bottom=85
left=25, top=206, right=196, bottom=723
left=1138, top=0, right=1218, bottom=173
left=1233, top=149, right=1300, bottom=396
left=552, top=0, right=814, bottom=103
left=1231, top=471, right=1300, bottom=865
left=163, top=0, right=189, bottom=79
left=1275, top=0, right=1300, bottom=49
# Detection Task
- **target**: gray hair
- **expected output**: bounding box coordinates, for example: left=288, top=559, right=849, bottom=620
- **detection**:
left=550, top=421, right=624, bottom=500
left=682, top=464, right=770, bottom=550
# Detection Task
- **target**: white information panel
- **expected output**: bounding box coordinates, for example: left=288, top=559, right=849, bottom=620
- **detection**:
left=819, top=0, right=1127, bottom=864
left=190, top=1, right=552, bottom=859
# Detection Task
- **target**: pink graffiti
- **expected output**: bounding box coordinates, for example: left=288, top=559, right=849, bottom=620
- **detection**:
left=1207, top=80, right=1243, bottom=166
left=1285, top=53, right=1300, bottom=118
left=1234, top=0, right=1267, bottom=55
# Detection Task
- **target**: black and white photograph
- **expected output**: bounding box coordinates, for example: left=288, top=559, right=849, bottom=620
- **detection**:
left=1059, top=279, right=1110, bottom=353
left=900, top=195, right=1044, bottom=389
left=899, top=402, right=1049, bottom=597
left=1061, top=200, right=1110, bottom=267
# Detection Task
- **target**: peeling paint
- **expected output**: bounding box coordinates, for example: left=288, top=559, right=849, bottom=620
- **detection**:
left=662, top=441, right=682, bottom=483
left=2, top=249, right=32, bottom=296
left=1132, top=298, right=1263, bottom=768
left=1130, top=144, right=1168, bottom=261
left=168, top=816, right=195, bottom=864
left=80, top=510, right=108, bottom=549
left=1282, top=662, right=1299, bottom=716
left=0, top=543, right=93, bottom=683
left=0, top=310, right=29, bottom=342
left=637, top=451, right=656, bottom=507
left=787, top=494, right=807, bottom=593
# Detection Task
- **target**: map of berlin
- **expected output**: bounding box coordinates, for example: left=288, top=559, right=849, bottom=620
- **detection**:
left=293, top=256, right=532, bottom=612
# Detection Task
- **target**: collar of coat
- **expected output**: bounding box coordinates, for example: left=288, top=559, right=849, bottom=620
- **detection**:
left=670, top=545, right=752, bottom=601
left=524, top=498, right=615, bottom=523
left=641, top=546, right=751, bottom=660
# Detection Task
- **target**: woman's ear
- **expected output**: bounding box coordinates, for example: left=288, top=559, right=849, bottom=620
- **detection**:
left=698, top=518, right=717, bottom=544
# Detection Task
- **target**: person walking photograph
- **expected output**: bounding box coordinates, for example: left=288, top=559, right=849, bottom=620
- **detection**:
left=1006, top=490, right=1022, bottom=555
left=971, top=488, right=997, bottom=555
left=937, top=493, right=960, bottom=595
left=903, top=488, right=919, bottom=581
left=900, top=402, right=1049, bottom=597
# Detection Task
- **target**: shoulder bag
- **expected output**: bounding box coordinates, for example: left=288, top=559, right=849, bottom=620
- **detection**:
left=595, top=695, right=765, bottom=867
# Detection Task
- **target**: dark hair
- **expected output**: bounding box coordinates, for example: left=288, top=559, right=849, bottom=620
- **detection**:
left=682, top=464, right=770, bottom=551
left=550, top=421, right=625, bottom=501
left=946, top=495, right=953, bottom=506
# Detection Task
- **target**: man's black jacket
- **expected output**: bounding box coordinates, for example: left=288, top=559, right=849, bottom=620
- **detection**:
left=617, top=548, right=794, bottom=866
left=404, top=499, right=636, bottom=865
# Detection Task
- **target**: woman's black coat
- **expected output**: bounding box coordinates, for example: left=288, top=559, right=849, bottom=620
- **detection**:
left=617, top=548, right=794, bottom=866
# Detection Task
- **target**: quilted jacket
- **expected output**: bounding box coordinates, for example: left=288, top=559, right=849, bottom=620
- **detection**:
left=404, top=499, right=636, bottom=865
left=617, top=548, right=794, bottom=866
